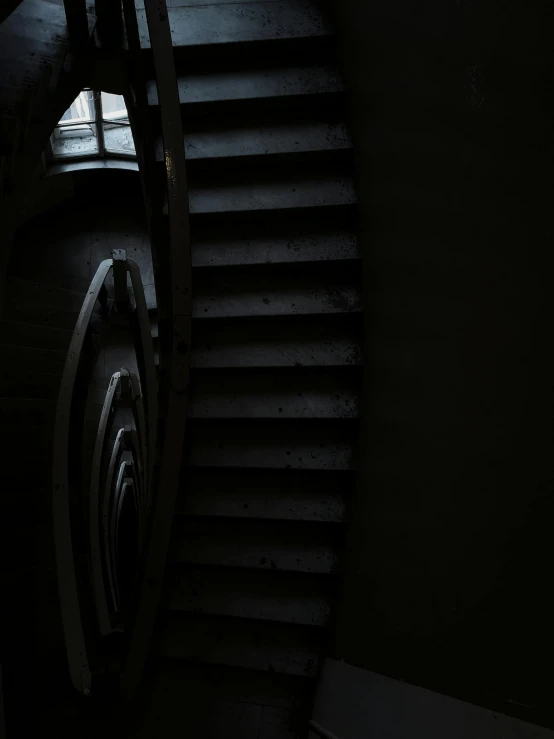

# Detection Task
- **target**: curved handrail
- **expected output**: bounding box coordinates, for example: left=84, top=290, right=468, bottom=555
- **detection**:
left=53, top=258, right=113, bottom=694
left=53, top=250, right=158, bottom=694
left=90, top=370, right=126, bottom=634
left=102, top=427, right=126, bottom=626
left=110, top=459, right=132, bottom=611
left=90, top=369, right=148, bottom=633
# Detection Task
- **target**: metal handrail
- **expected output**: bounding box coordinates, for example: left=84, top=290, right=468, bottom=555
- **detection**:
left=120, top=0, right=192, bottom=699
left=53, top=251, right=157, bottom=695
left=90, top=371, right=125, bottom=634
left=104, top=437, right=127, bottom=615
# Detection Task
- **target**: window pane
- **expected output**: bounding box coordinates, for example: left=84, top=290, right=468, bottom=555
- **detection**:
left=101, top=92, right=135, bottom=154
left=104, top=123, right=136, bottom=155
left=51, top=123, right=99, bottom=158
left=59, top=90, right=95, bottom=124
left=101, top=92, right=128, bottom=121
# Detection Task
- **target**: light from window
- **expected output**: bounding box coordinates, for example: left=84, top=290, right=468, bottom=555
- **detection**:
left=52, top=90, right=98, bottom=158
left=50, top=89, right=135, bottom=160
left=101, top=92, right=135, bottom=155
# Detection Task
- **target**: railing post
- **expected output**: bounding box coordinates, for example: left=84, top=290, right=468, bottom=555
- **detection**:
left=63, top=0, right=89, bottom=48
left=112, top=248, right=128, bottom=313
left=95, top=0, right=124, bottom=48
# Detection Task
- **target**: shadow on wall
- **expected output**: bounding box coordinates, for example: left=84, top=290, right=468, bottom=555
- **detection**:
left=10, top=169, right=153, bottom=303
left=327, top=0, right=553, bottom=728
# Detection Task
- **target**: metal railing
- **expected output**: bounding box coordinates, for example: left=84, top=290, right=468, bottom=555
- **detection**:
left=52, top=250, right=157, bottom=695
left=53, top=0, right=192, bottom=700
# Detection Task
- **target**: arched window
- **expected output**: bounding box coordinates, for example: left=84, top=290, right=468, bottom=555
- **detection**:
left=49, top=89, right=135, bottom=160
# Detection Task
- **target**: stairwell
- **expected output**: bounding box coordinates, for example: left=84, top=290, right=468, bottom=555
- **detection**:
left=0, top=2, right=364, bottom=737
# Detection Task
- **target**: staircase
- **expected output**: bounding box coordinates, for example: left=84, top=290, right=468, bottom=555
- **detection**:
left=0, top=1, right=363, bottom=736
left=133, top=1, right=363, bottom=735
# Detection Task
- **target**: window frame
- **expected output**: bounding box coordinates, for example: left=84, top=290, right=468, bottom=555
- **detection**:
left=49, top=89, right=136, bottom=162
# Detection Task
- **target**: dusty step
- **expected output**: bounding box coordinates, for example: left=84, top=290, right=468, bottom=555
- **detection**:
left=188, top=369, right=360, bottom=419
left=0, top=321, right=72, bottom=351
left=138, top=0, right=332, bottom=49
left=147, top=64, right=343, bottom=111
left=136, top=661, right=312, bottom=737
left=165, top=564, right=333, bottom=626
left=155, top=118, right=351, bottom=162
left=176, top=467, right=352, bottom=522
left=187, top=174, right=356, bottom=215
left=190, top=227, right=360, bottom=268
left=153, top=612, right=321, bottom=677
left=165, top=565, right=334, bottom=626
left=191, top=272, right=362, bottom=319
left=169, top=517, right=341, bottom=573
left=192, top=314, right=363, bottom=368
left=185, top=419, right=356, bottom=470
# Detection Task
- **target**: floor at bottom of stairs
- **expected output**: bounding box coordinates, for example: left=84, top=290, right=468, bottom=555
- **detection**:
left=128, top=659, right=314, bottom=739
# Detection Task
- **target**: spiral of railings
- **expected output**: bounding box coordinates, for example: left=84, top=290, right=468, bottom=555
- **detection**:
left=52, top=250, right=157, bottom=695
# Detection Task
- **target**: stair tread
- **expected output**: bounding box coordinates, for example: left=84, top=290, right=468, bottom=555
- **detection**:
left=177, top=467, right=351, bottom=522
left=170, top=517, right=340, bottom=573
left=138, top=1, right=331, bottom=49
left=147, top=64, right=342, bottom=107
left=165, top=564, right=332, bottom=626
left=187, top=174, right=356, bottom=215
left=153, top=612, right=321, bottom=676
left=143, top=660, right=313, bottom=717
left=155, top=119, right=351, bottom=162
left=185, top=418, right=356, bottom=470
left=190, top=228, right=360, bottom=268
left=191, top=314, right=362, bottom=368
left=192, top=271, right=361, bottom=319
left=188, top=369, right=359, bottom=419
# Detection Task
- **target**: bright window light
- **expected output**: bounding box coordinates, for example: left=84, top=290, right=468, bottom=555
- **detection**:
left=101, top=92, right=135, bottom=155
left=50, top=89, right=135, bottom=160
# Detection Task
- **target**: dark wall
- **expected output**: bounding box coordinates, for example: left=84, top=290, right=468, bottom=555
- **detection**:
left=330, top=0, right=553, bottom=724
left=11, top=170, right=149, bottom=285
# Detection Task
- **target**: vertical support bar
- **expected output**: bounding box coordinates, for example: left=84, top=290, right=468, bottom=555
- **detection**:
left=122, top=0, right=192, bottom=699
left=95, top=0, right=124, bottom=48
left=0, top=666, right=5, bottom=739
left=95, top=90, right=106, bottom=158
left=63, top=0, right=89, bottom=47
left=112, top=248, right=128, bottom=312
